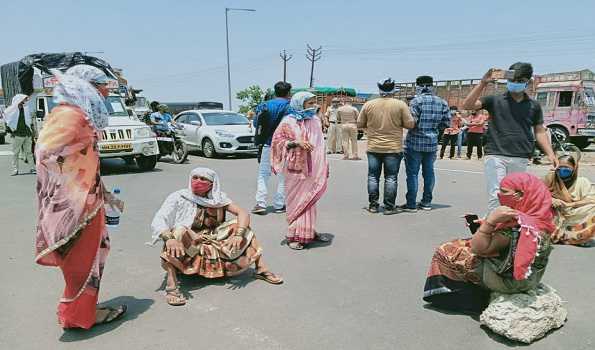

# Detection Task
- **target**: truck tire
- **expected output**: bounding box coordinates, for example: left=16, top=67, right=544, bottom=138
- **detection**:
left=202, top=138, right=217, bottom=158
left=571, top=137, right=591, bottom=150
left=136, top=155, right=157, bottom=171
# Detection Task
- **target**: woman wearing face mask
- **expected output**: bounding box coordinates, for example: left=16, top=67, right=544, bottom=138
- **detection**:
left=35, top=65, right=126, bottom=329
left=271, top=91, right=330, bottom=250
left=423, top=173, right=555, bottom=314
left=545, top=155, right=595, bottom=246
left=150, top=167, right=283, bottom=306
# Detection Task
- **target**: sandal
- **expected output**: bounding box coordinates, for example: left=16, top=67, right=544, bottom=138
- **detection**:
left=95, top=305, right=127, bottom=325
left=288, top=241, right=304, bottom=250
left=165, top=287, right=187, bottom=306
left=314, top=233, right=332, bottom=243
left=254, top=270, right=284, bottom=284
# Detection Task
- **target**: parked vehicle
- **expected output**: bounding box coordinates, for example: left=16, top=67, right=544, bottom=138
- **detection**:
left=174, top=109, right=257, bottom=158
left=152, top=122, right=188, bottom=163
left=1, top=52, right=160, bottom=171
left=164, top=101, right=223, bottom=116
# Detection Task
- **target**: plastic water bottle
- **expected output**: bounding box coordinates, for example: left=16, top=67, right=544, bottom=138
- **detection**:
left=105, top=188, right=122, bottom=233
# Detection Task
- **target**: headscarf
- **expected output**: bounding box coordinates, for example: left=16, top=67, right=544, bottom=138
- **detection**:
left=52, top=65, right=110, bottom=130
left=544, top=158, right=579, bottom=203
left=415, top=85, right=435, bottom=95
left=180, top=167, right=232, bottom=208
left=4, top=94, right=32, bottom=130
left=497, top=173, right=555, bottom=280
left=288, top=91, right=316, bottom=121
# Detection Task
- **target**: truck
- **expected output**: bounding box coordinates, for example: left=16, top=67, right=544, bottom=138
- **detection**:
left=393, top=69, right=595, bottom=150
left=1, top=52, right=160, bottom=170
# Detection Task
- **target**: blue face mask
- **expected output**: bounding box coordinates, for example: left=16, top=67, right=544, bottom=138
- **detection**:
left=556, top=166, right=574, bottom=180
left=302, top=107, right=317, bottom=118
left=507, top=81, right=528, bottom=93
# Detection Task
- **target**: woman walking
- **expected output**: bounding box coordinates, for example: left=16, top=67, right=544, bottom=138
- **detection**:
left=271, top=92, right=330, bottom=250
left=35, top=65, right=125, bottom=329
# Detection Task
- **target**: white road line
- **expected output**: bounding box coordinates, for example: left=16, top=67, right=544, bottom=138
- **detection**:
left=0, top=151, right=14, bottom=156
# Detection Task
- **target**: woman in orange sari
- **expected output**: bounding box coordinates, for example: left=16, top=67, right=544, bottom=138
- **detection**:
left=35, top=65, right=125, bottom=329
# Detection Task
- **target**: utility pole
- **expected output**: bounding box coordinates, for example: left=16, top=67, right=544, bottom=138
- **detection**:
left=225, top=7, right=256, bottom=110
left=306, top=45, right=322, bottom=88
left=279, top=50, right=293, bottom=82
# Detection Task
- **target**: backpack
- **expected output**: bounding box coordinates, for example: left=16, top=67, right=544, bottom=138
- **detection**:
left=254, top=102, right=289, bottom=146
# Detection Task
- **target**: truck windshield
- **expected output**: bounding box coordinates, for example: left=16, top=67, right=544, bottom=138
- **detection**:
left=584, top=87, right=595, bottom=106
left=135, top=97, right=147, bottom=108
left=202, top=112, right=249, bottom=126
left=105, top=96, right=128, bottom=116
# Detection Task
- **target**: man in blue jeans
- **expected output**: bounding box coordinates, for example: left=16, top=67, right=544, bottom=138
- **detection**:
left=402, top=75, right=451, bottom=212
left=358, top=78, right=415, bottom=215
left=252, top=81, right=292, bottom=215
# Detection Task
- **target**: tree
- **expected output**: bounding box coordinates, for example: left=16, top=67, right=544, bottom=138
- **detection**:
left=236, top=85, right=273, bottom=114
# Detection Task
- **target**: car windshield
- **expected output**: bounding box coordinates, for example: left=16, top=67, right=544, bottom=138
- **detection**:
left=584, top=87, right=595, bottom=106
left=105, top=96, right=128, bottom=116
left=202, top=112, right=249, bottom=126
left=135, top=97, right=147, bottom=108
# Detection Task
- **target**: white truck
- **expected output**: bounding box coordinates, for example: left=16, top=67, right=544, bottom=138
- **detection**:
left=1, top=53, right=160, bottom=171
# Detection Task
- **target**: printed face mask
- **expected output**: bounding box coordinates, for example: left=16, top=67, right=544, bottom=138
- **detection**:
left=498, top=191, right=518, bottom=208
left=556, top=167, right=573, bottom=180
left=191, top=178, right=213, bottom=195
left=507, top=81, right=527, bottom=93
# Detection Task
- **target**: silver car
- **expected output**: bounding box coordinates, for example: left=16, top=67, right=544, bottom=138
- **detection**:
left=174, top=109, right=257, bottom=158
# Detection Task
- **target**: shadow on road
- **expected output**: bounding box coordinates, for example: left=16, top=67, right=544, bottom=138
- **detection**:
left=59, top=296, right=154, bottom=342
left=280, top=233, right=335, bottom=250
left=155, top=270, right=259, bottom=301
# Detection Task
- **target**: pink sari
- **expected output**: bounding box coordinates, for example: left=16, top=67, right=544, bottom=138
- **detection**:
left=271, top=115, right=329, bottom=244
left=35, top=105, right=109, bottom=329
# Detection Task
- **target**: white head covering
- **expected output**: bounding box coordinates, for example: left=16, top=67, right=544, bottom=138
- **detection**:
left=180, top=167, right=232, bottom=208
left=288, top=91, right=316, bottom=121
left=52, top=65, right=110, bottom=129
left=4, top=94, right=31, bottom=130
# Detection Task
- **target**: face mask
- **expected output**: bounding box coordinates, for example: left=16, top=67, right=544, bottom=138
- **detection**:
left=191, top=178, right=212, bottom=195
left=302, top=107, right=318, bottom=118
left=497, top=191, right=518, bottom=208
left=507, top=81, right=527, bottom=93
left=556, top=167, right=573, bottom=180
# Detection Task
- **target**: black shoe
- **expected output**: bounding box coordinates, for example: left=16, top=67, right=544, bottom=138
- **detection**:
left=366, top=206, right=379, bottom=214
left=383, top=207, right=402, bottom=215
left=418, top=203, right=432, bottom=211
left=398, top=204, right=418, bottom=213
left=251, top=205, right=268, bottom=215
left=274, top=206, right=286, bottom=214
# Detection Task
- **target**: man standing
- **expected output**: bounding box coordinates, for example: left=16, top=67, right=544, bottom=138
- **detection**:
left=252, top=81, right=292, bottom=215
left=440, top=109, right=462, bottom=160
left=337, top=98, right=360, bottom=160
left=462, top=63, right=557, bottom=213
left=465, top=110, right=487, bottom=160
left=402, top=75, right=450, bottom=212
left=325, top=98, right=342, bottom=154
left=358, top=78, right=415, bottom=215
left=5, top=94, right=35, bottom=176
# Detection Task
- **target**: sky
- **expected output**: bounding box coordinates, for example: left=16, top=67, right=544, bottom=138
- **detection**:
left=2, top=0, right=595, bottom=109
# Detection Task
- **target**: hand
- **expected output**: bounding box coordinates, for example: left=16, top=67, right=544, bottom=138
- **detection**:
left=549, top=154, right=560, bottom=169
left=481, top=68, right=496, bottom=84
left=486, top=206, right=518, bottom=225
left=551, top=198, right=567, bottom=209
left=105, top=192, right=124, bottom=212
left=223, top=236, right=243, bottom=252
left=165, top=239, right=185, bottom=258
left=298, top=141, right=314, bottom=152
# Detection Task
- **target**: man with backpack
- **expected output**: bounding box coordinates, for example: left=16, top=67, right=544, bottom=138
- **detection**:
left=252, top=81, right=292, bottom=215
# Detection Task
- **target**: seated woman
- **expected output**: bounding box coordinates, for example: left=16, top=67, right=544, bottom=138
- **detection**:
left=545, top=155, right=595, bottom=246
left=423, top=173, right=555, bottom=314
left=151, top=167, right=283, bottom=306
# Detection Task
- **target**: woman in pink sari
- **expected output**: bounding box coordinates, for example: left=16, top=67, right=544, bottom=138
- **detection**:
left=271, top=91, right=330, bottom=250
left=35, top=65, right=126, bottom=329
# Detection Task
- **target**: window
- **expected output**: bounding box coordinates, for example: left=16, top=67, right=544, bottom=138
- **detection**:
left=187, top=113, right=201, bottom=125
left=584, top=87, right=595, bottom=106
left=201, top=112, right=249, bottom=126
left=175, top=114, right=187, bottom=124
left=105, top=96, right=128, bottom=116
left=535, top=92, right=548, bottom=107
left=558, top=91, right=573, bottom=107
left=37, top=98, right=45, bottom=111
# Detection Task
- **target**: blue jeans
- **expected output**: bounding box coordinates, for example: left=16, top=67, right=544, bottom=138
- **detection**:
left=456, top=129, right=467, bottom=157
left=404, top=149, right=436, bottom=208
left=255, top=145, right=285, bottom=209
left=367, top=152, right=403, bottom=210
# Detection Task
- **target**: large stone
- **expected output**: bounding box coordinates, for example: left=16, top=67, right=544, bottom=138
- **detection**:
left=479, top=283, right=567, bottom=344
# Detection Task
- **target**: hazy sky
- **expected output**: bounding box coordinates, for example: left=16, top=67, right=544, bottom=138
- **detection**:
left=2, top=0, right=594, bottom=108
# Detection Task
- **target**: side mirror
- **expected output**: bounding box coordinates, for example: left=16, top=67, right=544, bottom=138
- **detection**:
left=36, top=111, right=45, bottom=119
left=190, top=120, right=202, bottom=126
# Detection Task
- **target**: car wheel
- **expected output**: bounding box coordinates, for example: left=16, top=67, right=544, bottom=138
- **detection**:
left=202, top=138, right=217, bottom=158
left=136, top=155, right=157, bottom=171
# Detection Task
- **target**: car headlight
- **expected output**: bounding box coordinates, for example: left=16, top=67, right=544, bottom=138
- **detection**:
left=215, top=130, right=235, bottom=138
left=134, top=127, right=154, bottom=139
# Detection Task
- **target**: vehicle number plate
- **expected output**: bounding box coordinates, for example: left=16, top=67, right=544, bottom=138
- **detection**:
left=248, top=144, right=259, bottom=149
left=100, top=143, right=133, bottom=151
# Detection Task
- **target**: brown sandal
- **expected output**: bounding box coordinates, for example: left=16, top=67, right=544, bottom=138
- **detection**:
left=95, top=305, right=127, bottom=325
left=254, top=271, right=284, bottom=284
left=288, top=241, right=304, bottom=250
left=165, top=287, right=187, bottom=306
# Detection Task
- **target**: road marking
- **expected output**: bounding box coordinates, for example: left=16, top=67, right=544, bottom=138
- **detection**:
left=0, top=151, right=13, bottom=156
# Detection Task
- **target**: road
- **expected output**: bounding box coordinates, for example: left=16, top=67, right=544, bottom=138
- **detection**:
left=0, top=140, right=594, bottom=350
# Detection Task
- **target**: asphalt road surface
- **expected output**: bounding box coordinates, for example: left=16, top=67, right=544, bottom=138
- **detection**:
left=1, top=140, right=594, bottom=350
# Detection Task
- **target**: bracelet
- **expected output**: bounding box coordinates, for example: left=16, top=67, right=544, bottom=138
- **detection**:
left=160, top=232, right=175, bottom=242
left=477, top=229, right=493, bottom=236
left=235, top=227, right=247, bottom=237
left=484, top=219, right=497, bottom=228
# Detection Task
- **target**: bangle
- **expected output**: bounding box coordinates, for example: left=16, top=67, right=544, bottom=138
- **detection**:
left=160, top=231, right=175, bottom=242
left=484, top=219, right=497, bottom=228
left=235, top=227, right=247, bottom=237
left=477, top=229, right=493, bottom=236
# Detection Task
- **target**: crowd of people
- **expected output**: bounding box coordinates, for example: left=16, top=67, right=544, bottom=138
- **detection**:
left=23, top=61, right=594, bottom=331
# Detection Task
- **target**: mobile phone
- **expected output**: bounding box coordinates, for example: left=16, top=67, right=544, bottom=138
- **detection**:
left=492, top=69, right=515, bottom=80
left=464, top=214, right=480, bottom=234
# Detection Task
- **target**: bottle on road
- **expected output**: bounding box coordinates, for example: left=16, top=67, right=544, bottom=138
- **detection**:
left=105, top=188, right=122, bottom=233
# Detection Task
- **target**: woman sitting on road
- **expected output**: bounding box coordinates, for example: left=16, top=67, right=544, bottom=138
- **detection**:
left=545, top=155, right=595, bottom=246
left=150, top=167, right=283, bottom=306
left=423, top=173, right=555, bottom=314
